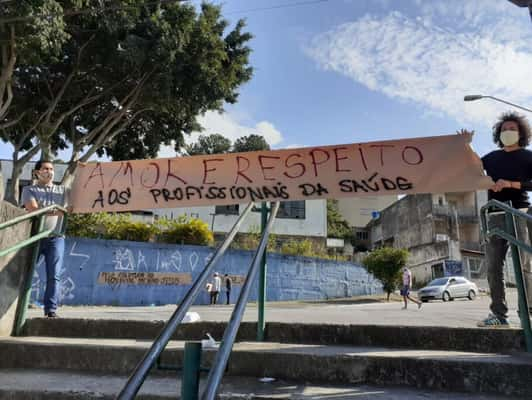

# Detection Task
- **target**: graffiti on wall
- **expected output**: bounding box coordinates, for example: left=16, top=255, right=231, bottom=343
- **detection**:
left=98, top=272, right=192, bottom=286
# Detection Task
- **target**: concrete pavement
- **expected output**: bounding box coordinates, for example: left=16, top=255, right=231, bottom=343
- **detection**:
left=0, top=369, right=517, bottom=400
left=27, top=290, right=523, bottom=328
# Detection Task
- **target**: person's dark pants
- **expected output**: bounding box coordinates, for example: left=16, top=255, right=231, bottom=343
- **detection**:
left=38, top=237, right=65, bottom=315
left=226, top=290, right=231, bottom=305
left=486, top=209, right=532, bottom=320
left=210, top=291, right=219, bottom=305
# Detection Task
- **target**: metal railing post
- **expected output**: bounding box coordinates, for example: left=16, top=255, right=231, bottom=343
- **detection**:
left=257, top=201, right=269, bottom=341
left=505, top=212, right=532, bottom=352
left=117, top=203, right=254, bottom=400
left=481, top=200, right=532, bottom=353
left=13, top=215, right=45, bottom=336
left=201, top=202, right=279, bottom=400
left=182, top=341, right=202, bottom=400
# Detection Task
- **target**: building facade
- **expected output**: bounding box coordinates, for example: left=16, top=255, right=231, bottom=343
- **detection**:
left=366, top=192, right=487, bottom=286
left=151, top=199, right=328, bottom=241
left=337, top=195, right=397, bottom=250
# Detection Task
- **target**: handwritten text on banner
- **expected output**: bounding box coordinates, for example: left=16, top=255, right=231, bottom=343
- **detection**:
left=70, top=134, right=493, bottom=213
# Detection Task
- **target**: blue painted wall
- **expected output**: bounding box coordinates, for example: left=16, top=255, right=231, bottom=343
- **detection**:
left=31, top=237, right=382, bottom=306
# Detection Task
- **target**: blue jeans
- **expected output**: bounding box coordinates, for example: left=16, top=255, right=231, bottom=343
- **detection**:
left=38, top=237, right=65, bottom=314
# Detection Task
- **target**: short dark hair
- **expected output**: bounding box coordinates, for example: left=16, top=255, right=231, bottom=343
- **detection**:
left=492, top=111, right=531, bottom=148
left=34, top=160, right=54, bottom=171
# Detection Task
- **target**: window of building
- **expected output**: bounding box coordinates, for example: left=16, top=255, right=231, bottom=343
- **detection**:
left=252, top=201, right=306, bottom=219
left=431, top=263, right=444, bottom=279
left=215, top=204, right=239, bottom=215
left=356, top=231, right=369, bottom=240
left=277, top=201, right=305, bottom=219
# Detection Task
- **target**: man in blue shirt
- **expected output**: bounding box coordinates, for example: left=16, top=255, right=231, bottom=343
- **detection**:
left=21, top=160, right=68, bottom=318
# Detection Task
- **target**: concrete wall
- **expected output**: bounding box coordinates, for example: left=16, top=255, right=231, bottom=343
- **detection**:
left=30, top=238, right=381, bottom=306
left=0, top=201, right=32, bottom=336
left=151, top=200, right=328, bottom=238
left=408, top=242, right=452, bottom=285
left=369, top=194, right=434, bottom=248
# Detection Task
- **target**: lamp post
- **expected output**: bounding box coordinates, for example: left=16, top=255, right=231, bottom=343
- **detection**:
left=464, top=95, right=532, bottom=113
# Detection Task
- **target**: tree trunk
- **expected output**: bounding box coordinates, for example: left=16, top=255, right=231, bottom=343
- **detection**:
left=5, top=159, right=24, bottom=206
left=386, top=290, right=391, bottom=301
left=61, top=162, right=78, bottom=189
left=40, top=141, right=53, bottom=161
left=0, top=162, right=4, bottom=202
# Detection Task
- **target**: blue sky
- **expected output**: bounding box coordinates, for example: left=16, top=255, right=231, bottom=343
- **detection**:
left=158, top=0, right=532, bottom=158
left=2, top=0, right=532, bottom=161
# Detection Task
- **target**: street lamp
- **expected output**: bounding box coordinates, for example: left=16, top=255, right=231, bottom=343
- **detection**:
left=464, top=95, right=532, bottom=113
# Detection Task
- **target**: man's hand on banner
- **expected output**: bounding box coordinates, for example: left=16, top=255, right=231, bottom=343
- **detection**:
left=456, top=129, right=474, bottom=143
left=491, top=179, right=514, bottom=192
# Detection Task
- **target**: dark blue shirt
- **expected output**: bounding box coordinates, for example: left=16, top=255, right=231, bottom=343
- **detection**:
left=481, top=148, right=532, bottom=208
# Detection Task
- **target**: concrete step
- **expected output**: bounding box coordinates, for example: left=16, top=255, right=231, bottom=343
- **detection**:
left=23, top=318, right=526, bottom=353
left=1, top=337, right=531, bottom=397
left=0, top=369, right=518, bottom=400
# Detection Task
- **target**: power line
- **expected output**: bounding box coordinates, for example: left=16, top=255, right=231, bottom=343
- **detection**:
left=224, top=0, right=331, bottom=16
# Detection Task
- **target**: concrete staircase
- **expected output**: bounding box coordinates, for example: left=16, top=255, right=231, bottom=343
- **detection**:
left=0, top=318, right=530, bottom=399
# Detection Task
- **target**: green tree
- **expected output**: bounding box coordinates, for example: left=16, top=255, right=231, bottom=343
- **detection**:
left=232, top=134, right=270, bottom=153
left=327, top=199, right=353, bottom=240
left=362, top=247, right=409, bottom=301
left=0, top=1, right=253, bottom=203
left=186, top=133, right=232, bottom=156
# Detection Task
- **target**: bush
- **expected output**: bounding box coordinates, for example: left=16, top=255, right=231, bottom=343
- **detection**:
left=67, top=213, right=213, bottom=245
left=362, top=247, right=409, bottom=301
left=280, top=239, right=314, bottom=257
left=157, top=218, right=213, bottom=246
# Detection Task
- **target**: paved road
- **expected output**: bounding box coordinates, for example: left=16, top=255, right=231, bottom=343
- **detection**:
left=28, top=290, right=524, bottom=328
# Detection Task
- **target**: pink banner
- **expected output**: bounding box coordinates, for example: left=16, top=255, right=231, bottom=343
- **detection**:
left=70, top=133, right=493, bottom=213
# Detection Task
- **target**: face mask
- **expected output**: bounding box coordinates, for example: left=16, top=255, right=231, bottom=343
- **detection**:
left=500, top=130, right=520, bottom=146
left=37, top=170, right=54, bottom=181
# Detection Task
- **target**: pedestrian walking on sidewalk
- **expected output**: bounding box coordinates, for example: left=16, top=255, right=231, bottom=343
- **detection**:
left=401, top=267, right=422, bottom=310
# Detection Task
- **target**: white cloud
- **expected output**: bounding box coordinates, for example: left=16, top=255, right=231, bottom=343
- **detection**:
left=158, top=111, right=284, bottom=157
left=306, top=1, right=532, bottom=128
left=196, top=111, right=283, bottom=145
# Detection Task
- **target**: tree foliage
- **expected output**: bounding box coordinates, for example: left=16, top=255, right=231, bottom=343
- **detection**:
left=327, top=199, right=353, bottom=240
left=232, top=134, right=270, bottom=153
left=186, top=133, right=232, bottom=156
left=0, top=1, right=253, bottom=203
left=185, top=132, right=271, bottom=156
left=362, top=247, right=409, bottom=301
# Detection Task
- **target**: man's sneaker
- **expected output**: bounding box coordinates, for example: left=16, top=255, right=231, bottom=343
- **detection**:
left=418, top=302, right=422, bottom=309
left=46, top=312, right=58, bottom=318
left=477, top=314, right=509, bottom=328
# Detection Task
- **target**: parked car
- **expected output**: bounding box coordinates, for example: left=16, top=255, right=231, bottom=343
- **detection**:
left=417, top=276, right=479, bottom=302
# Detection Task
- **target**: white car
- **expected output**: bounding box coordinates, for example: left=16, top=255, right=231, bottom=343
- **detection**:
left=418, top=276, right=479, bottom=302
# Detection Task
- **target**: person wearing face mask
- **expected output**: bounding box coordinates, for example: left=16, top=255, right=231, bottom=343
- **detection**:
left=21, top=160, right=68, bottom=318
left=477, top=112, right=532, bottom=327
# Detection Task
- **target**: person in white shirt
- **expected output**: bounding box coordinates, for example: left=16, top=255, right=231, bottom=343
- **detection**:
left=210, top=272, right=222, bottom=305
left=401, top=267, right=422, bottom=310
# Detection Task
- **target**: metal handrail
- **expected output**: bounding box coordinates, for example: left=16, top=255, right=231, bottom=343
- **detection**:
left=480, top=200, right=532, bottom=352
left=0, top=204, right=68, bottom=336
left=117, top=202, right=255, bottom=400
left=0, top=205, right=67, bottom=259
left=201, top=202, right=280, bottom=400
left=0, top=204, right=66, bottom=230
